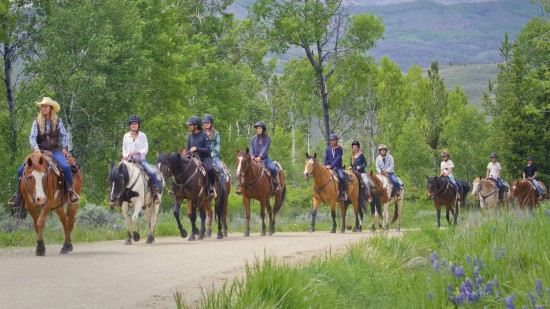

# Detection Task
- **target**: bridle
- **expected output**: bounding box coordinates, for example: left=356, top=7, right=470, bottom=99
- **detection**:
left=237, top=153, right=265, bottom=190
left=305, top=158, right=336, bottom=199
left=22, top=156, right=51, bottom=207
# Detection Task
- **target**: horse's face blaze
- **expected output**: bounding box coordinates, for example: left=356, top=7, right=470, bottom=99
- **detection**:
left=303, top=158, right=314, bottom=179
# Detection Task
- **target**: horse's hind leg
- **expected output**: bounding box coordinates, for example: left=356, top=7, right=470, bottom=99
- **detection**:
left=436, top=206, right=441, bottom=228
left=330, top=204, right=337, bottom=233
left=55, top=203, right=71, bottom=254
left=445, top=207, right=451, bottom=225
left=188, top=202, right=197, bottom=241
left=131, top=202, right=142, bottom=242
left=173, top=200, right=188, bottom=238
left=266, top=199, right=274, bottom=236
left=146, top=203, right=159, bottom=244
left=260, top=199, right=267, bottom=236
left=198, top=204, right=206, bottom=240
left=339, top=202, right=346, bottom=233
left=243, top=196, right=251, bottom=237
left=206, top=203, right=213, bottom=238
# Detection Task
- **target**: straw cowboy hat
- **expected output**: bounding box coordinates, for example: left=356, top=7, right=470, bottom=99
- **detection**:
left=36, top=97, right=60, bottom=113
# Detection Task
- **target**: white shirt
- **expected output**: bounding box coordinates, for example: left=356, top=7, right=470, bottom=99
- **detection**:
left=375, top=154, right=394, bottom=173
left=440, top=160, right=454, bottom=177
left=487, top=162, right=501, bottom=179
left=122, top=131, right=149, bottom=161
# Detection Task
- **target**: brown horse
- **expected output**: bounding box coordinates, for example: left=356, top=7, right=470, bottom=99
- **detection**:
left=369, top=172, right=404, bottom=231
left=303, top=153, right=366, bottom=233
left=511, top=180, right=547, bottom=209
left=206, top=162, right=230, bottom=237
left=427, top=176, right=470, bottom=227
left=235, top=148, right=286, bottom=236
left=20, top=152, right=83, bottom=256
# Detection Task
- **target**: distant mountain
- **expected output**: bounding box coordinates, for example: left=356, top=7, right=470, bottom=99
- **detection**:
left=231, top=0, right=542, bottom=70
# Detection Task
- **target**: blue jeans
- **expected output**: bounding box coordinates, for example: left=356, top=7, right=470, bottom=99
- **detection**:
left=532, top=179, right=543, bottom=195
left=448, top=176, right=459, bottom=193
left=496, top=177, right=503, bottom=191
left=213, top=156, right=225, bottom=183
left=263, top=157, right=277, bottom=177
left=18, top=151, right=73, bottom=185
left=141, top=160, right=159, bottom=188
left=335, top=168, right=347, bottom=191
left=387, top=172, right=400, bottom=191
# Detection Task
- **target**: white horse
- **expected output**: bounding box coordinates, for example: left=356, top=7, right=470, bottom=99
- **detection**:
left=472, top=176, right=511, bottom=216
left=370, top=173, right=404, bottom=231
left=108, top=161, right=164, bottom=244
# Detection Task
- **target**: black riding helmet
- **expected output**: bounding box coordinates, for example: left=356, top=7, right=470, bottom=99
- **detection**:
left=253, top=121, right=267, bottom=133
left=490, top=153, right=498, bottom=158
left=329, top=134, right=339, bottom=141
left=351, top=141, right=360, bottom=148
left=202, top=114, right=214, bottom=123
left=128, top=115, right=141, bottom=125
left=187, top=116, right=202, bottom=127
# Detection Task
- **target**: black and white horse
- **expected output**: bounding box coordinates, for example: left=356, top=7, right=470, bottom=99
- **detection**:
left=109, top=161, right=164, bottom=244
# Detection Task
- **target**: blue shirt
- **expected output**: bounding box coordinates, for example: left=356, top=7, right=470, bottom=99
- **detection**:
left=324, top=146, right=343, bottom=169
left=29, top=118, right=68, bottom=151
left=186, top=131, right=211, bottom=158
left=250, top=135, right=271, bottom=159
left=350, top=153, right=367, bottom=173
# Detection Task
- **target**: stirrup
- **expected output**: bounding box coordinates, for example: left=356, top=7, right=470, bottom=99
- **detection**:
left=69, top=191, right=80, bottom=204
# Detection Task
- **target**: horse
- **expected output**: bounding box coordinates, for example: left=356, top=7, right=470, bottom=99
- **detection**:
left=20, top=152, right=83, bottom=256
left=427, top=176, right=470, bottom=227
left=303, top=153, right=366, bottom=233
left=511, top=180, right=547, bottom=209
left=235, top=148, right=286, bottom=236
left=369, top=172, right=404, bottom=231
left=156, top=152, right=227, bottom=240
left=472, top=176, right=512, bottom=216
left=206, top=162, right=230, bottom=237
left=109, top=160, right=164, bottom=245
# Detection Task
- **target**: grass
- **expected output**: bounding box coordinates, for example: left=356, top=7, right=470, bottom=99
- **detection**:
left=176, top=202, right=550, bottom=308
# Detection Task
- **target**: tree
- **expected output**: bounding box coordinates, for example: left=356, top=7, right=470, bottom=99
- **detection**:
left=251, top=0, right=384, bottom=143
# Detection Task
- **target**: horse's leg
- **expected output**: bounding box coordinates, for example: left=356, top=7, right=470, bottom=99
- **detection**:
left=330, top=202, right=337, bottom=234
left=445, top=204, right=451, bottom=225
left=397, top=198, right=402, bottom=232
left=146, top=203, right=159, bottom=244
left=353, top=191, right=360, bottom=232
left=188, top=201, right=197, bottom=241
left=206, top=202, right=213, bottom=238
left=259, top=199, right=266, bottom=236
left=370, top=199, right=377, bottom=232
left=358, top=205, right=363, bottom=232
left=266, top=198, right=275, bottom=235
left=339, top=201, right=346, bottom=233
left=223, top=183, right=229, bottom=237
left=54, top=203, right=71, bottom=254
left=122, top=202, right=132, bottom=245
left=454, top=199, right=459, bottom=225
left=383, top=202, right=390, bottom=230
left=436, top=204, right=441, bottom=228
left=243, top=196, right=251, bottom=237
left=173, top=199, right=188, bottom=238
left=131, top=200, right=142, bottom=242
left=309, top=197, right=321, bottom=233
left=198, top=203, right=206, bottom=240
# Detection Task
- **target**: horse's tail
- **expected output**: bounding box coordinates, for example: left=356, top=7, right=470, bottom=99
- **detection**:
left=274, top=184, right=286, bottom=215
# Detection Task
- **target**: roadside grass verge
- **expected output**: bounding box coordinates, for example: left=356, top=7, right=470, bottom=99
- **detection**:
left=178, top=202, right=550, bottom=308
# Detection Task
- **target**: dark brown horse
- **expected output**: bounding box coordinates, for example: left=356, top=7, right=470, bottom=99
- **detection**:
left=157, top=152, right=227, bottom=240
left=427, top=176, right=470, bottom=227
left=235, top=148, right=286, bottom=236
left=20, top=152, right=83, bottom=255
left=511, top=180, right=547, bottom=209
left=206, top=162, right=230, bottom=237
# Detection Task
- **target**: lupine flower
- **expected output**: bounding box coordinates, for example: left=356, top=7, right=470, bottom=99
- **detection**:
left=485, top=281, right=493, bottom=296
left=493, top=244, right=500, bottom=259
left=455, top=266, right=465, bottom=278
left=433, top=251, right=438, bottom=260
left=476, top=275, right=483, bottom=288
left=450, top=262, right=455, bottom=274
left=535, top=279, right=542, bottom=298
left=447, top=283, right=453, bottom=294
left=474, top=266, right=479, bottom=279
left=530, top=292, right=536, bottom=307
left=428, top=291, right=433, bottom=300
left=449, top=295, right=454, bottom=302
left=466, top=254, right=471, bottom=266
left=433, top=260, right=440, bottom=272
left=501, top=246, right=506, bottom=258
left=430, top=257, right=434, bottom=264
left=493, top=226, right=497, bottom=233
left=546, top=210, right=550, bottom=218
left=456, top=293, right=464, bottom=306
left=442, top=258, right=447, bottom=268
left=503, top=295, right=515, bottom=309
left=536, top=306, right=543, bottom=309
left=474, top=256, right=478, bottom=267
left=478, top=258, right=485, bottom=269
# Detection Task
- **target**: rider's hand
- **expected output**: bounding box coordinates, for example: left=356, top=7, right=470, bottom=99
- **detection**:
left=33, top=149, right=41, bottom=155
left=255, top=157, right=262, bottom=162
left=190, top=147, right=197, bottom=153
left=325, top=165, right=331, bottom=169
left=181, top=149, right=187, bottom=155
left=62, top=148, right=69, bottom=158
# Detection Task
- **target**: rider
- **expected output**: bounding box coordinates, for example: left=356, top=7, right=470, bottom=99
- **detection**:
left=486, top=152, right=504, bottom=201
left=203, top=114, right=225, bottom=183
left=121, top=115, right=160, bottom=204
left=523, top=156, right=543, bottom=199
left=440, top=151, right=460, bottom=200
left=324, top=134, right=347, bottom=201
left=183, top=116, right=215, bottom=199
left=350, top=141, right=371, bottom=196
left=9, top=97, right=79, bottom=209
left=248, top=121, right=281, bottom=193
left=375, top=144, right=401, bottom=196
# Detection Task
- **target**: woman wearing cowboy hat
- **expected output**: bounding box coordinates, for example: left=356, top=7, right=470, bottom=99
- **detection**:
left=12, top=97, right=79, bottom=206
left=486, top=152, right=504, bottom=201
left=121, top=115, right=160, bottom=204
left=375, top=144, right=401, bottom=195
left=324, top=134, right=347, bottom=201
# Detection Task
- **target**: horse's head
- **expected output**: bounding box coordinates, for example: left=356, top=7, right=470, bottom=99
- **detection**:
left=511, top=180, right=523, bottom=199
left=156, top=152, right=180, bottom=179
left=235, top=148, right=251, bottom=178
left=303, top=152, right=317, bottom=180
left=108, top=162, right=129, bottom=206
left=23, top=153, right=49, bottom=206
left=427, top=176, right=437, bottom=199
left=471, top=176, right=482, bottom=196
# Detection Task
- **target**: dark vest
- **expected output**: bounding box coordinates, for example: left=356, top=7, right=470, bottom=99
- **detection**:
left=37, top=118, right=60, bottom=152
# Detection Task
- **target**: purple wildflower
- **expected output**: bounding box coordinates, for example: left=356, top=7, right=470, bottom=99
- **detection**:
left=536, top=306, right=543, bottom=309
left=476, top=275, right=483, bottom=288
left=447, top=283, right=453, bottom=294
left=535, top=279, right=542, bottom=298
left=449, top=295, right=454, bottom=302
left=455, top=266, right=465, bottom=278
left=501, top=246, right=506, bottom=258
left=530, top=292, right=536, bottom=307
left=428, top=291, right=433, bottom=300
left=493, top=226, right=497, bottom=233
left=433, top=260, right=440, bottom=272
left=450, top=262, right=455, bottom=274
left=485, top=282, right=493, bottom=295
left=546, top=210, right=550, bottom=218
left=433, top=251, right=438, bottom=260
left=466, top=254, right=471, bottom=266
left=456, top=293, right=464, bottom=306
left=442, top=258, right=447, bottom=268
left=474, top=266, right=479, bottom=279
left=474, top=256, right=478, bottom=267
left=430, top=257, right=434, bottom=264
left=503, top=295, right=515, bottom=309
left=493, top=244, right=500, bottom=259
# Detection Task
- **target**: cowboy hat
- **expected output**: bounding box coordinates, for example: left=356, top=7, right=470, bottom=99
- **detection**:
left=36, top=97, right=60, bottom=112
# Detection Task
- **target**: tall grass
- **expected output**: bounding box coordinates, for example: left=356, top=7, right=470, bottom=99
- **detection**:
left=181, top=203, right=550, bottom=308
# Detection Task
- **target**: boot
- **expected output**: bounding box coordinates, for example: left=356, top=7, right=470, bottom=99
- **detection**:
left=272, top=176, right=281, bottom=193
left=68, top=187, right=79, bottom=204
left=498, top=189, right=504, bottom=202
left=153, top=187, right=160, bottom=204
left=8, top=188, right=23, bottom=210
left=339, top=183, right=348, bottom=201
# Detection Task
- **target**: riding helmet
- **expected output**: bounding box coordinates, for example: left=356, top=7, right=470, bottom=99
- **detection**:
left=351, top=141, right=360, bottom=148
left=253, top=121, right=267, bottom=132
left=329, top=134, right=339, bottom=141
left=378, top=144, right=387, bottom=151
left=441, top=151, right=449, bottom=157
left=527, top=156, right=534, bottom=161
left=490, top=152, right=498, bottom=158
left=186, top=116, right=202, bottom=126
left=128, top=115, right=141, bottom=125
left=202, top=114, right=214, bottom=123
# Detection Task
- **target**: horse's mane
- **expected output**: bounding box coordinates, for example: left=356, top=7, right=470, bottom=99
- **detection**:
left=109, top=161, right=129, bottom=183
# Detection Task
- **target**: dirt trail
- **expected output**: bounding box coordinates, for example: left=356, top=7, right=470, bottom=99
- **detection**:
left=0, top=231, right=401, bottom=308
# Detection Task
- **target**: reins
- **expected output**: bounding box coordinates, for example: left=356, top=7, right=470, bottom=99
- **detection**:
left=240, top=157, right=265, bottom=190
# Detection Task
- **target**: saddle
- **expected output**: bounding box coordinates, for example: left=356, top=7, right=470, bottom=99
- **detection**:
left=41, top=150, right=79, bottom=191
left=330, top=170, right=355, bottom=184
left=130, top=161, right=164, bottom=196
left=190, top=156, right=207, bottom=177
left=488, top=178, right=509, bottom=192
left=213, top=163, right=231, bottom=183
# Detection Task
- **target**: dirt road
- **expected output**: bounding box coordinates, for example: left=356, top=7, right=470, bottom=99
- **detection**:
left=0, top=231, right=401, bottom=308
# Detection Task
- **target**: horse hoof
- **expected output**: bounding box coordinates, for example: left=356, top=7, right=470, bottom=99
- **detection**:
left=340, top=229, right=345, bottom=233
left=68, top=243, right=73, bottom=252
left=217, top=232, right=223, bottom=239
left=269, top=226, right=275, bottom=235
left=244, top=231, right=250, bottom=237
left=206, top=232, right=212, bottom=238
left=353, top=226, right=358, bottom=232
left=36, top=240, right=45, bottom=256
left=60, top=242, right=70, bottom=254
left=371, top=225, right=376, bottom=232
left=223, top=232, right=228, bottom=237
left=358, top=225, right=363, bottom=232
left=188, top=235, right=196, bottom=241
left=146, top=236, right=154, bottom=244
left=260, top=231, right=266, bottom=236
left=309, top=227, right=315, bottom=233
left=330, top=229, right=336, bottom=234
left=180, top=229, right=188, bottom=238
left=133, top=231, right=141, bottom=242
left=198, top=234, right=204, bottom=240
left=125, top=239, right=132, bottom=245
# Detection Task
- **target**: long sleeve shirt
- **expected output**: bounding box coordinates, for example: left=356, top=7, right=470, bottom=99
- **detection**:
left=208, top=129, right=220, bottom=158
left=376, top=154, right=395, bottom=174
left=122, top=131, right=149, bottom=161
left=324, top=146, right=343, bottom=169
left=29, top=118, right=68, bottom=150
left=186, top=131, right=211, bottom=158
left=350, top=153, right=368, bottom=173
left=250, top=135, right=271, bottom=159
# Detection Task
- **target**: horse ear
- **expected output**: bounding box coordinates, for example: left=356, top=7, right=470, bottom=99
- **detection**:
left=38, top=156, right=43, bottom=166
left=110, top=161, right=114, bottom=169
left=236, top=148, right=240, bottom=154
left=306, top=152, right=309, bottom=159
left=246, top=147, right=249, bottom=154
left=27, top=157, right=33, bottom=167
left=314, top=152, right=317, bottom=159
